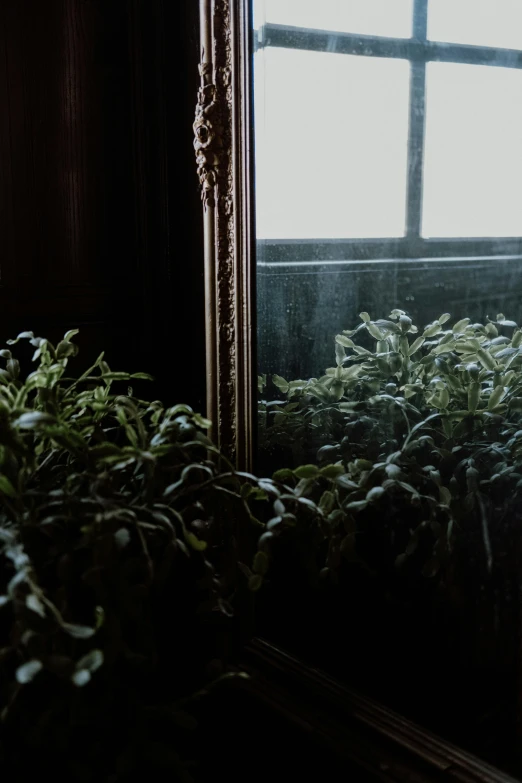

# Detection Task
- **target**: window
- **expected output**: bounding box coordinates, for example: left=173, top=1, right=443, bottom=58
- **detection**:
left=254, top=0, right=522, bottom=261
left=251, top=6, right=522, bottom=770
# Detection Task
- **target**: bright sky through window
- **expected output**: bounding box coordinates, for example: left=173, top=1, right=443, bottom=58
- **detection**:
left=254, top=48, right=410, bottom=239
left=422, top=62, right=522, bottom=238
left=253, top=0, right=522, bottom=242
left=428, top=0, right=522, bottom=50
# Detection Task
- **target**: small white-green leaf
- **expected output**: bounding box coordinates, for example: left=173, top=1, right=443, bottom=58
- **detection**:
left=367, top=322, right=384, bottom=340
left=477, top=348, right=496, bottom=371
left=16, top=659, right=43, bottom=684
left=423, top=322, right=442, bottom=338
left=14, top=412, right=55, bottom=429
left=335, top=335, right=354, bottom=348
left=114, top=528, right=131, bottom=549
left=452, top=318, right=470, bottom=333
left=72, top=670, right=91, bottom=687
left=63, top=329, right=80, bottom=341
left=408, top=336, right=425, bottom=356
left=26, top=594, right=45, bottom=618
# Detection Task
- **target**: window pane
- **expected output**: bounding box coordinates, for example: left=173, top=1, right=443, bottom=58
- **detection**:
left=428, top=0, right=522, bottom=50
left=254, top=0, right=413, bottom=39
left=422, top=63, right=522, bottom=238
left=254, top=49, right=410, bottom=239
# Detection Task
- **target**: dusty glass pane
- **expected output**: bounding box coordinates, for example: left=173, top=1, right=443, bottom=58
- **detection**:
left=254, top=0, right=413, bottom=38
left=251, top=1, right=522, bottom=775
left=254, top=48, right=410, bottom=239
left=422, top=62, right=522, bottom=238
left=428, top=0, right=522, bottom=50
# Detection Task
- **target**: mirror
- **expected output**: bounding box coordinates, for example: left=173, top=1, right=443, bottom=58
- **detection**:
left=198, top=0, right=522, bottom=777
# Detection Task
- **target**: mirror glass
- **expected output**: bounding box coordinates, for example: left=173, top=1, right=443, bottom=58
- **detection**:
left=253, top=0, right=522, bottom=773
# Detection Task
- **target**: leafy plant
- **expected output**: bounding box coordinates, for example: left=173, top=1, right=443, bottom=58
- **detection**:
left=256, top=310, right=522, bottom=585
left=0, top=329, right=260, bottom=782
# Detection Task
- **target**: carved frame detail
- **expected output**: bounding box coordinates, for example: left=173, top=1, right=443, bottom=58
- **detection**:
left=195, top=0, right=255, bottom=470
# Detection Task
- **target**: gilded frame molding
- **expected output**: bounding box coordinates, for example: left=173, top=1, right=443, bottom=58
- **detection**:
left=195, top=0, right=255, bottom=470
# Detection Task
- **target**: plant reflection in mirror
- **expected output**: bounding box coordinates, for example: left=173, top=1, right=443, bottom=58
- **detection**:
left=256, top=310, right=522, bottom=585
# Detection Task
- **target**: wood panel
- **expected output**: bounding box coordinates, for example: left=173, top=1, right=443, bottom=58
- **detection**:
left=0, top=0, right=206, bottom=407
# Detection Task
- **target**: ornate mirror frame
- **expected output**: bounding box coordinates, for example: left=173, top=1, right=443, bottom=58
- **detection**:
left=194, top=0, right=256, bottom=471
left=194, top=2, right=520, bottom=780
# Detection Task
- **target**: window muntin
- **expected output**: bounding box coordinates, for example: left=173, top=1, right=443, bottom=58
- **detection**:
left=255, top=0, right=414, bottom=39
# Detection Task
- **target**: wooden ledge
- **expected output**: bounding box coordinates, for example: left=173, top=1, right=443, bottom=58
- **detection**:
left=241, top=638, right=519, bottom=783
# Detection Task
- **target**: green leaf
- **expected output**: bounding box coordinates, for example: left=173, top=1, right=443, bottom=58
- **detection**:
left=468, top=382, right=481, bottom=414
left=71, top=670, right=92, bottom=687
left=359, top=312, right=371, bottom=323
left=512, top=330, right=522, bottom=348
left=100, top=372, right=131, bottom=381
left=335, top=342, right=346, bottom=366
left=510, top=397, right=522, bottom=411
left=320, top=464, right=345, bottom=479
left=335, top=334, right=354, bottom=348
left=185, top=532, right=207, bottom=552
left=14, top=412, right=56, bottom=429
left=26, top=594, right=45, bottom=617
left=477, top=348, right=496, bottom=371
left=248, top=574, right=263, bottom=592
left=439, top=486, right=452, bottom=506
left=131, top=372, right=154, bottom=381
left=293, top=464, right=319, bottom=479
left=56, top=341, right=77, bottom=360
left=367, top=322, right=384, bottom=340
left=253, top=551, right=269, bottom=576
left=0, top=474, right=16, bottom=497
left=62, top=623, right=96, bottom=639
left=424, top=322, right=442, bottom=338
left=345, top=500, right=368, bottom=512
left=16, top=659, right=43, bottom=684
left=366, top=486, right=385, bottom=502
left=319, top=490, right=335, bottom=514
left=336, top=475, right=359, bottom=491
left=408, top=336, right=425, bottom=356
left=272, top=468, right=294, bottom=481
left=272, top=374, right=289, bottom=393
left=75, top=649, right=103, bottom=674
left=330, top=380, right=344, bottom=401
left=453, top=318, right=470, bottom=333
left=488, top=386, right=505, bottom=410
left=63, top=329, right=80, bottom=342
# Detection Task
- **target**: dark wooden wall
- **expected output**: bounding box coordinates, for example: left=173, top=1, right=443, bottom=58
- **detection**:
left=0, top=0, right=205, bottom=409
